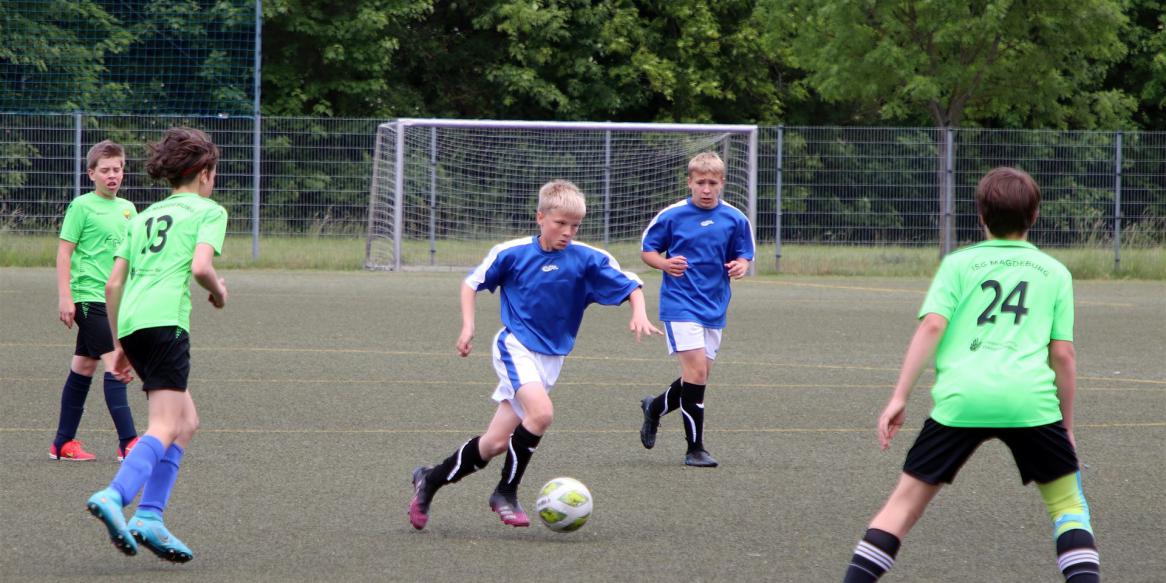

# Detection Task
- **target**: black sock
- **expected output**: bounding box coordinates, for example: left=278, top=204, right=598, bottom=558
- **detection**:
left=649, top=378, right=682, bottom=418
left=679, top=381, right=706, bottom=451
left=103, top=373, right=137, bottom=447
left=843, top=528, right=901, bottom=582
left=426, top=436, right=488, bottom=494
left=496, top=424, right=541, bottom=495
left=1056, top=529, right=1100, bottom=582
left=54, top=371, right=92, bottom=451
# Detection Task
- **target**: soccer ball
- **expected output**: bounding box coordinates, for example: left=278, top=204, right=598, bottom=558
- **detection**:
left=535, top=477, right=593, bottom=533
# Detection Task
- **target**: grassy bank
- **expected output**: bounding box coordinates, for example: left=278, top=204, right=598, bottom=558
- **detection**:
left=2, top=233, right=1163, bottom=279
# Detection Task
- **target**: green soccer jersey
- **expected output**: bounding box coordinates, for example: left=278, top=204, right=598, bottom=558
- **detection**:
left=919, top=239, right=1074, bottom=428
left=59, top=192, right=137, bottom=302
left=113, top=192, right=227, bottom=337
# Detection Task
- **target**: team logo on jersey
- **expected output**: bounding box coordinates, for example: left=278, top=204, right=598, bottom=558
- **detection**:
left=123, top=209, right=132, bottom=219
left=700, top=220, right=715, bottom=227
left=541, top=264, right=560, bottom=272
left=969, top=338, right=982, bottom=352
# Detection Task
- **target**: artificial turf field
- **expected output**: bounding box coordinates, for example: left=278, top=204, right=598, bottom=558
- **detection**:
left=0, top=267, right=1162, bottom=582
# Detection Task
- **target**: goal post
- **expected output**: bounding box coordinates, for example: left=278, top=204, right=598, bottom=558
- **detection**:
left=365, top=118, right=758, bottom=271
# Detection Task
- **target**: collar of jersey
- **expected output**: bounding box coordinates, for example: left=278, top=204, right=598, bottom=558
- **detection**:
left=169, top=191, right=200, bottom=198
left=977, top=238, right=1035, bottom=249
left=687, top=198, right=721, bottom=211
left=532, top=235, right=565, bottom=255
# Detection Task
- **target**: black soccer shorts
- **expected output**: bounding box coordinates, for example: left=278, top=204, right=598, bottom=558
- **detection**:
left=903, top=418, right=1079, bottom=485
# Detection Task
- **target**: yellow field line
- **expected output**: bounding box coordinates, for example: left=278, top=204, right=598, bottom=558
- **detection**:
left=748, top=279, right=1137, bottom=307
left=0, top=422, right=1163, bottom=435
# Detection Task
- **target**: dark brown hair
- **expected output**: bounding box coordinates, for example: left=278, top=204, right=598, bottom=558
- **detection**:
left=86, top=140, right=124, bottom=170
left=975, top=167, right=1041, bottom=237
left=145, top=127, right=219, bottom=187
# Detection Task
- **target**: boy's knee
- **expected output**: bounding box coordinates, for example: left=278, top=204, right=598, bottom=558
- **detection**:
left=1038, top=472, right=1092, bottom=538
left=524, top=410, right=553, bottom=434
left=479, top=435, right=509, bottom=459
left=71, top=357, right=98, bottom=376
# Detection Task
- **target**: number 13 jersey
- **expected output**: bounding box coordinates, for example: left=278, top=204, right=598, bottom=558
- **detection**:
left=920, top=239, right=1074, bottom=428
left=114, top=192, right=228, bottom=337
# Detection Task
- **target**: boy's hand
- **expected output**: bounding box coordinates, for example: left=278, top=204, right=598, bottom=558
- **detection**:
left=58, top=298, right=75, bottom=328
left=208, top=278, right=227, bottom=308
left=662, top=255, right=688, bottom=277
left=107, top=348, right=135, bottom=383
left=456, top=326, right=475, bottom=357
left=629, top=315, right=663, bottom=342
left=725, top=258, right=750, bottom=279
left=877, top=396, right=908, bottom=450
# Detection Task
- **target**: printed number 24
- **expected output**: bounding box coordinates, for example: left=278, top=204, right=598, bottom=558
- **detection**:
left=978, top=280, right=1029, bottom=325
left=141, top=215, right=174, bottom=254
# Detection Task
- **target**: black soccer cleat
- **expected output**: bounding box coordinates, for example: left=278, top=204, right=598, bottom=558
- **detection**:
left=639, top=396, right=659, bottom=449
left=408, top=466, right=434, bottom=530
left=684, top=448, right=718, bottom=468
left=488, top=490, right=530, bottom=527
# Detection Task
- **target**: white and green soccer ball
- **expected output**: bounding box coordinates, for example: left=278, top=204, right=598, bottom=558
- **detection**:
left=536, top=477, right=593, bottom=533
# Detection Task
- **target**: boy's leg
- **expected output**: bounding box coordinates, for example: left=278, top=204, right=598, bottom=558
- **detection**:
left=52, top=359, right=96, bottom=460
left=131, top=443, right=193, bottom=563
left=1039, top=472, right=1099, bottom=582
left=100, top=366, right=138, bottom=456
left=843, top=473, right=941, bottom=582
left=640, top=378, right=681, bottom=449
left=489, top=383, right=551, bottom=527
left=408, top=405, right=512, bottom=530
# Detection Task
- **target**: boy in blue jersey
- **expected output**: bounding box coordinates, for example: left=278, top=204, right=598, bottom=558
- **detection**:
left=408, top=180, right=662, bottom=530
left=638, top=152, right=755, bottom=467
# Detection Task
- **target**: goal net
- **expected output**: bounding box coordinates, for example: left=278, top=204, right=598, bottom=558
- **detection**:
left=365, top=119, right=758, bottom=271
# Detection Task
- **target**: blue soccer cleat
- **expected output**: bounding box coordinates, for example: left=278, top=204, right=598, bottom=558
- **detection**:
left=86, top=488, right=137, bottom=556
left=128, top=510, right=193, bottom=563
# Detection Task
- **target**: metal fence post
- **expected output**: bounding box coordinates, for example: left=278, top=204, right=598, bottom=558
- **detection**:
left=250, top=0, right=263, bottom=260
left=747, top=127, right=758, bottom=276
left=942, top=127, right=955, bottom=257
left=603, top=130, right=611, bottom=244
left=774, top=125, right=784, bottom=273
left=74, top=112, right=82, bottom=199
left=392, top=121, right=406, bottom=271
left=1114, top=131, right=1123, bottom=272
left=429, top=127, right=437, bottom=266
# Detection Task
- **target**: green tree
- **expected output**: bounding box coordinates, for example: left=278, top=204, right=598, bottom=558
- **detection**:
left=763, top=0, right=1137, bottom=129
left=1105, top=0, right=1166, bottom=128
left=262, top=0, right=434, bottom=116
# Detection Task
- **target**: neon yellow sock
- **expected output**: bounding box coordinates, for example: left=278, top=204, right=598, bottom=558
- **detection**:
left=1038, top=471, right=1092, bottom=538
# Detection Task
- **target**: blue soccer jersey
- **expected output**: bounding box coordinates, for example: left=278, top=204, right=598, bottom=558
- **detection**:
left=641, top=199, right=755, bottom=328
left=465, top=236, right=644, bottom=356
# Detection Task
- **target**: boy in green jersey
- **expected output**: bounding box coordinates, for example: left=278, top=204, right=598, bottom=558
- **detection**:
left=85, top=127, right=228, bottom=563
left=52, top=140, right=139, bottom=461
left=841, top=167, right=1099, bottom=582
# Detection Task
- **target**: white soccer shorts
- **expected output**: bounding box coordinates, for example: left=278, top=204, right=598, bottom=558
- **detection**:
left=663, top=321, right=723, bottom=360
left=490, top=328, right=564, bottom=419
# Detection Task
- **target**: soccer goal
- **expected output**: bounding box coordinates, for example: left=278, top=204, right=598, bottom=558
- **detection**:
left=365, top=119, right=758, bottom=271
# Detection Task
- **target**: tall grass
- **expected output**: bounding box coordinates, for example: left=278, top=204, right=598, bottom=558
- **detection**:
left=2, top=233, right=1163, bottom=279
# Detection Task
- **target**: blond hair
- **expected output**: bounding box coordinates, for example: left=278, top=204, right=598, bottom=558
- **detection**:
left=537, top=180, right=586, bottom=216
left=688, top=152, right=726, bottom=178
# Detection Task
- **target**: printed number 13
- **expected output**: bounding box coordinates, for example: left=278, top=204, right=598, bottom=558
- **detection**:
left=141, top=215, right=173, bottom=254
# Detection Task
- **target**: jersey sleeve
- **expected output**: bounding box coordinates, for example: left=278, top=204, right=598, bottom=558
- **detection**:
left=732, top=214, right=755, bottom=260
left=114, top=228, right=132, bottom=260
left=640, top=211, right=671, bottom=253
left=918, top=257, right=961, bottom=320
left=465, top=244, right=507, bottom=293
left=1050, top=268, right=1075, bottom=342
left=196, top=205, right=228, bottom=256
left=585, top=250, right=642, bottom=306
left=59, top=200, right=84, bottom=243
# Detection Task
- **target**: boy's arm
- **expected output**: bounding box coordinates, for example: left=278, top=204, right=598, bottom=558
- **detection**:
left=624, top=287, right=663, bottom=341
left=879, top=313, right=948, bottom=449
left=1048, top=340, right=1078, bottom=448
left=192, top=243, right=228, bottom=308
left=456, top=282, right=478, bottom=357
left=56, top=240, right=77, bottom=328
left=104, top=258, right=134, bottom=382
left=641, top=250, right=688, bottom=277
left=725, top=257, right=751, bottom=279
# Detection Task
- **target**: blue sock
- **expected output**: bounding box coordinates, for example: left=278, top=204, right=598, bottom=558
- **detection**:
left=137, top=444, right=185, bottom=515
left=109, top=435, right=165, bottom=506
left=102, top=373, right=138, bottom=447
left=53, top=371, right=92, bottom=450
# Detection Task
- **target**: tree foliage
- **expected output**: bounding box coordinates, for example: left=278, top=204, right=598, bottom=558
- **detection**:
left=762, top=0, right=1138, bottom=129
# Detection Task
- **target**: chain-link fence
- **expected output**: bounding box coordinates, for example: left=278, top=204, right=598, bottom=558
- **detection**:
left=2, top=114, right=1162, bottom=265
